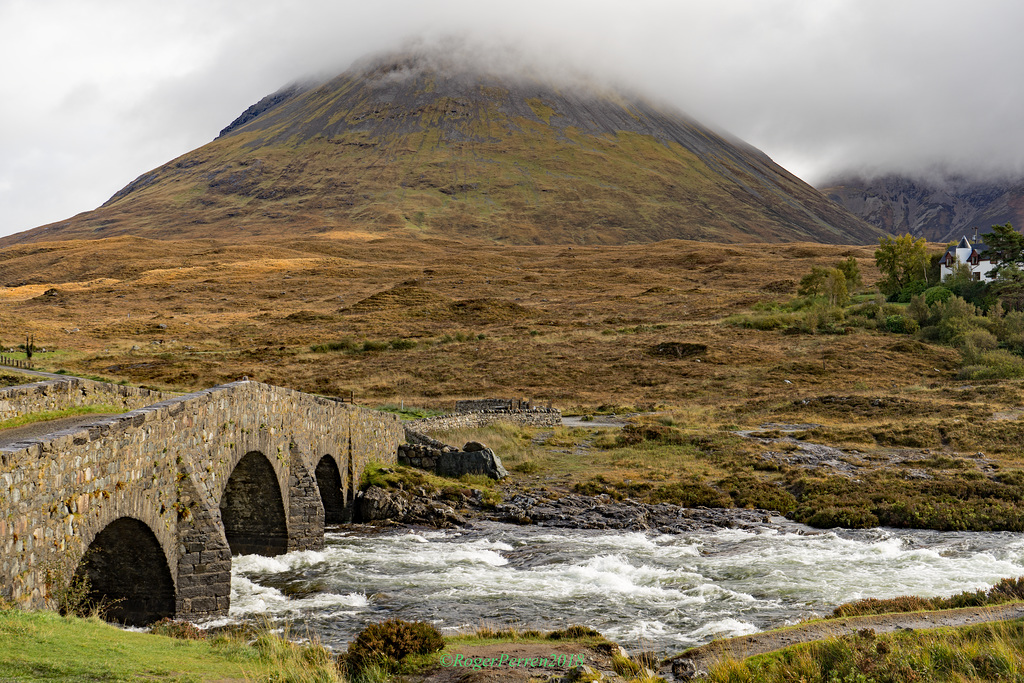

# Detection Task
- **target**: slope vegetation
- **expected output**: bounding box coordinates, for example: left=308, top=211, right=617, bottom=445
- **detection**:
left=3, top=52, right=882, bottom=246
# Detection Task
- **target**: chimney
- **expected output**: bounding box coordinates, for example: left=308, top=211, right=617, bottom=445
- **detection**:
left=974, top=226, right=979, bottom=243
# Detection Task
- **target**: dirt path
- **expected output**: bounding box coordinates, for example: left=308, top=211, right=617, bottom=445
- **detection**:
left=667, top=603, right=1024, bottom=679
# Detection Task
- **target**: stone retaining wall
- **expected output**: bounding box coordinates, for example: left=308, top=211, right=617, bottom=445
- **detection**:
left=0, top=376, right=171, bottom=422
left=406, top=407, right=561, bottom=438
left=455, top=398, right=514, bottom=412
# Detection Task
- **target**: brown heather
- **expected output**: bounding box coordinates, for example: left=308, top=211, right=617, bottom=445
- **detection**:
left=6, top=234, right=1024, bottom=532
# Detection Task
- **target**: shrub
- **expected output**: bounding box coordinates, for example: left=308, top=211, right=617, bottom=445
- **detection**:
left=649, top=481, right=731, bottom=508
left=897, top=279, right=929, bottom=303
left=957, top=350, right=1024, bottom=380
left=389, top=338, right=418, bottom=350
left=801, top=506, right=880, bottom=529
left=962, top=328, right=998, bottom=351
left=924, top=286, right=953, bottom=306
left=959, top=328, right=999, bottom=366
left=720, top=475, right=797, bottom=513
left=936, top=313, right=984, bottom=345
left=311, top=338, right=358, bottom=353
left=906, top=294, right=931, bottom=324
left=850, top=300, right=881, bottom=319
left=346, top=619, right=444, bottom=673
left=800, top=302, right=846, bottom=333
left=547, top=625, right=603, bottom=640
left=361, top=340, right=390, bottom=352
left=884, top=314, right=919, bottom=334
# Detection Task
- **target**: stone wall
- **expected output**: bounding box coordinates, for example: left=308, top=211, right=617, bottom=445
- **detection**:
left=454, top=398, right=548, bottom=413
left=0, top=379, right=401, bottom=618
left=406, top=407, right=561, bottom=437
left=0, top=376, right=171, bottom=422
left=398, top=406, right=560, bottom=479
left=455, top=398, right=514, bottom=412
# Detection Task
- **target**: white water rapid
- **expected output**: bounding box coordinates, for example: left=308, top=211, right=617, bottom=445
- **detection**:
left=220, top=522, right=1024, bottom=655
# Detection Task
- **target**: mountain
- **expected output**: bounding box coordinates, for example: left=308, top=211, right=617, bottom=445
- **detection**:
left=2, top=49, right=884, bottom=247
left=821, top=174, right=1024, bottom=243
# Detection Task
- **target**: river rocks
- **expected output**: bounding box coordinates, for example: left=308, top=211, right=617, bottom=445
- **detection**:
left=355, top=484, right=793, bottom=534
left=492, top=493, right=788, bottom=533
left=357, top=486, right=410, bottom=522
left=671, top=657, right=708, bottom=681
left=355, top=485, right=466, bottom=528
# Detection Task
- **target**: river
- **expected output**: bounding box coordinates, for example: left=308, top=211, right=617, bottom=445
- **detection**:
left=216, top=521, right=1024, bottom=656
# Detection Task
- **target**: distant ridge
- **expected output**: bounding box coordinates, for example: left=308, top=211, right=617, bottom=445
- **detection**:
left=2, top=48, right=884, bottom=247
left=821, top=174, right=1024, bottom=242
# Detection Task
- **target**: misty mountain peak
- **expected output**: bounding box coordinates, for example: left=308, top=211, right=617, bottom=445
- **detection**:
left=2, top=48, right=883, bottom=247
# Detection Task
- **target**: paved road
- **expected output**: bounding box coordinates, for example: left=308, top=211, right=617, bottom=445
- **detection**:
left=0, top=365, right=125, bottom=448
left=0, top=365, right=76, bottom=382
left=0, top=413, right=119, bottom=449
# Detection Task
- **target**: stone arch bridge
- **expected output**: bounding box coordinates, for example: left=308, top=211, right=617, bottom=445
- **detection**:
left=0, top=377, right=401, bottom=625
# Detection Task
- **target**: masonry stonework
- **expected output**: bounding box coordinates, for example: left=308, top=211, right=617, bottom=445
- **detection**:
left=0, top=379, right=400, bottom=622
left=399, top=407, right=560, bottom=478
left=0, top=377, right=171, bottom=422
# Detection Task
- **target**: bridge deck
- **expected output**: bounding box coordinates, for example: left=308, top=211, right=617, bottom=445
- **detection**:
left=0, top=413, right=119, bottom=448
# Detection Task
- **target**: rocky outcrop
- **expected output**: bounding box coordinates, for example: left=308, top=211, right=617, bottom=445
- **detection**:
left=398, top=440, right=509, bottom=480
left=355, top=485, right=466, bottom=528
left=437, top=446, right=508, bottom=480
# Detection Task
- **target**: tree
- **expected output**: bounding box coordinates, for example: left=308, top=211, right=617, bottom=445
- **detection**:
left=798, top=266, right=829, bottom=298
left=835, top=256, right=862, bottom=291
left=981, top=222, right=1024, bottom=278
left=798, top=266, right=848, bottom=307
left=992, top=265, right=1024, bottom=312
left=824, top=268, right=849, bottom=307
left=874, top=234, right=929, bottom=297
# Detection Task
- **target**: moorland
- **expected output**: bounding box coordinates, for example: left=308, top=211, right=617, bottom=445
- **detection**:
left=4, top=233, right=1024, bottom=533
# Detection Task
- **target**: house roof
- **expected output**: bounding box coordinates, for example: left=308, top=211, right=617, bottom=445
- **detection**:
left=944, top=236, right=990, bottom=260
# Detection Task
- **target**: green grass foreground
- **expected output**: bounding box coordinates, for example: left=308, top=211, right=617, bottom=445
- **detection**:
left=708, top=618, right=1024, bottom=682
left=0, top=608, right=341, bottom=682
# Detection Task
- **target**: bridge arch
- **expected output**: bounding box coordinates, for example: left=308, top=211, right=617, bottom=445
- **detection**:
left=315, top=454, right=348, bottom=524
left=219, top=450, right=289, bottom=556
left=74, top=517, right=175, bottom=626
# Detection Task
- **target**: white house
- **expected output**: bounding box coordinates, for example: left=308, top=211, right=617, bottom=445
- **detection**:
left=940, top=235, right=996, bottom=282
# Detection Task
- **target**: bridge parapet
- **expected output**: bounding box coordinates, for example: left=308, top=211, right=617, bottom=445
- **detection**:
left=0, top=379, right=400, bottom=623
left=0, top=375, right=172, bottom=422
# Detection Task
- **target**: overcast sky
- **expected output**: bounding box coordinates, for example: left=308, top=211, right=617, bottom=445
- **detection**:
left=2, top=0, right=1024, bottom=238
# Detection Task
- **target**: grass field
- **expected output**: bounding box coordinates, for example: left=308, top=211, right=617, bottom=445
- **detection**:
left=0, top=608, right=341, bottom=682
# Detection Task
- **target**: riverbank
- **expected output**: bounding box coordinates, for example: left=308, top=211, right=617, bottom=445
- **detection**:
left=668, top=604, right=1024, bottom=680
left=355, top=473, right=793, bottom=534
